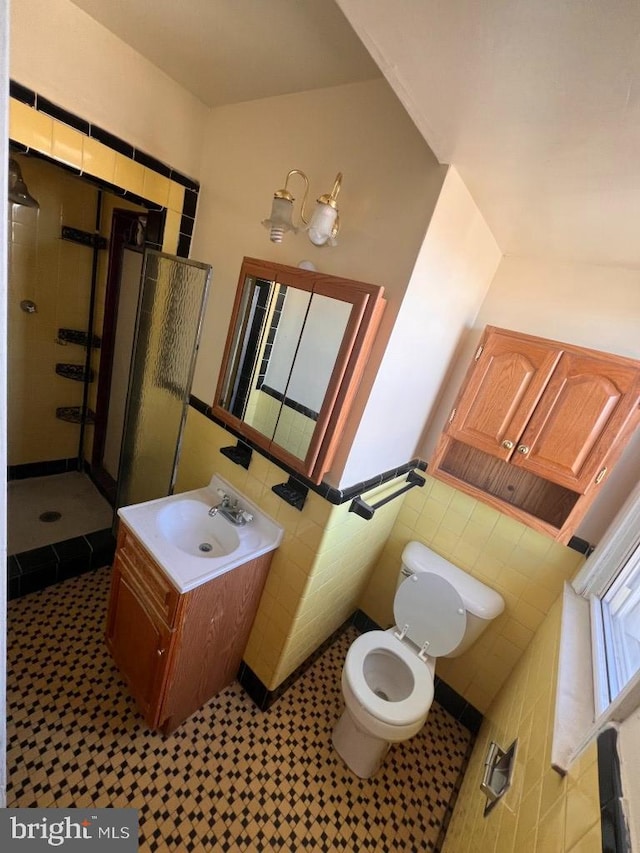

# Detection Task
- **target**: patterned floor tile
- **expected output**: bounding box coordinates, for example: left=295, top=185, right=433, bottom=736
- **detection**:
left=7, top=567, right=473, bottom=851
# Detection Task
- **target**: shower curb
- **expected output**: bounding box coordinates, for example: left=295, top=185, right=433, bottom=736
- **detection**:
left=8, top=528, right=116, bottom=599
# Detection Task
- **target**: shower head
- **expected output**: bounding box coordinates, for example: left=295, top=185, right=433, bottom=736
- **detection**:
left=8, top=158, right=39, bottom=209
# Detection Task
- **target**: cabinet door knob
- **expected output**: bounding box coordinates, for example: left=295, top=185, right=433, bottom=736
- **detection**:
left=157, top=648, right=165, bottom=657
left=516, top=444, right=530, bottom=455
left=501, top=439, right=514, bottom=450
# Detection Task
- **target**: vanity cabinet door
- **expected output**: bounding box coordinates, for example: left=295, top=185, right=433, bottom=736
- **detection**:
left=446, top=328, right=562, bottom=460
left=511, top=350, right=640, bottom=492
left=105, top=558, right=174, bottom=727
left=106, top=523, right=276, bottom=733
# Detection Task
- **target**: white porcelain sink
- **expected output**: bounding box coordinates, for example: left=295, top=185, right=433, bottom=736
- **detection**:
left=156, top=499, right=240, bottom=558
left=118, top=474, right=284, bottom=592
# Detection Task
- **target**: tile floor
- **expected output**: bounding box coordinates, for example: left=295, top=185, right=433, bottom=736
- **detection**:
left=7, top=471, right=113, bottom=554
left=7, top=567, right=474, bottom=851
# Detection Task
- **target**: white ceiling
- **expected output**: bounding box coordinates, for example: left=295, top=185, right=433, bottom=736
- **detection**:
left=71, top=0, right=640, bottom=268
left=69, top=0, right=380, bottom=107
left=338, top=0, right=640, bottom=268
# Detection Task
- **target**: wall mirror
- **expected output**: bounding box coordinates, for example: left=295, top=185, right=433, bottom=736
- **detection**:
left=213, top=257, right=385, bottom=483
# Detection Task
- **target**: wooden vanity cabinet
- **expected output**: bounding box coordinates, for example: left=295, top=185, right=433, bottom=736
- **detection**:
left=105, top=523, right=273, bottom=734
left=431, top=326, right=640, bottom=542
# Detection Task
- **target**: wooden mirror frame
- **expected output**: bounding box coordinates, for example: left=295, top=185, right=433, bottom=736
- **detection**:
left=212, top=257, right=386, bottom=483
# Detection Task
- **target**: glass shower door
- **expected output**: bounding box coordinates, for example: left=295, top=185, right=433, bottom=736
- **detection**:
left=116, top=250, right=211, bottom=510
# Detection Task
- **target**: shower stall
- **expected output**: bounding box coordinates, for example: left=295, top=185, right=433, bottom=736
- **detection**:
left=7, top=153, right=210, bottom=595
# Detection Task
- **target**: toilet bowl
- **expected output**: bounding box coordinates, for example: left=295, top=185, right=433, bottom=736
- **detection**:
left=341, top=629, right=435, bottom=741
left=332, top=542, right=504, bottom=778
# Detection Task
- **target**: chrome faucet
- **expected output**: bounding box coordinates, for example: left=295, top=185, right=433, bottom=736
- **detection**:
left=208, top=491, right=254, bottom=526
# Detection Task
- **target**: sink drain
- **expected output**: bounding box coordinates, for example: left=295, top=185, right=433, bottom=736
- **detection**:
left=39, top=511, right=62, bottom=523
left=199, top=542, right=213, bottom=553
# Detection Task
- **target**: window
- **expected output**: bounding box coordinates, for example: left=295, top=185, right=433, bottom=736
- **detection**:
left=553, top=481, right=640, bottom=771
left=591, top=542, right=640, bottom=715
left=601, top=544, right=640, bottom=703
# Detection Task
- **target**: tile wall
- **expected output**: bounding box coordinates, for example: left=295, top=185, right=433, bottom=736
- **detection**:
left=358, top=475, right=585, bottom=712
left=8, top=91, right=198, bottom=468
left=442, top=596, right=602, bottom=852
left=246, top=391, right=316, bottom=462
left=8, top=154, right=146, bottom=467
left=8, top=157, right=98, bottom=465
left=9, top=97, right=188, bottom=256
left=174, top=408, right=404, bottom=691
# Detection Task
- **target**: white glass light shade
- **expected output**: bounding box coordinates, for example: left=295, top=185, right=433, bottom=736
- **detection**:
left=262, top=196, right=298, bottom=243
left=8, top=158, right=39, bottom=208
left=307, top=201, right=338, bottom=246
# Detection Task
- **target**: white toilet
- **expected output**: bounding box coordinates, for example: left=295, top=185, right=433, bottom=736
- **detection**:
left=332, top=541, right=505, bottom=778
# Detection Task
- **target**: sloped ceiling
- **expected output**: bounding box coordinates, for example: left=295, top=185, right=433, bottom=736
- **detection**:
left=71, top=0, right=640, bottom=267
left=336, top=0, right=640, bottom=267
left=69, top=0, right=380, bottom=107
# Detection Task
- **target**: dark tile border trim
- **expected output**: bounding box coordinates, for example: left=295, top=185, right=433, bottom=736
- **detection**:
left=598, top=727, right=631, bottom=852
left=261, top=384, right=319, bottom=422
left=7, top=528, right=116, bottom=600
left=238, top=608, right=484, bottom=734
left=188, top=394, right=427, bottom=507
left=188, top=395, right=596, bottom=551
left=238, top=614, right=354, bottom=711
left=9, top=80, right=36, bottom=106
left=133, top=149, right=171, bottom=178
left=90, top=125, right=134, bottom=159
left=37, top=96, right=90, bottom=134
left=9, top=80, right=200, bottom=259
left=8, top=457, right=79, bottom=481
left=436, top=734, right=477, bottom=850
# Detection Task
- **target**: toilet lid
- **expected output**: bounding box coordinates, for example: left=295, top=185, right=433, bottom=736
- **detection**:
left=394, top=572, right=467, bottom=657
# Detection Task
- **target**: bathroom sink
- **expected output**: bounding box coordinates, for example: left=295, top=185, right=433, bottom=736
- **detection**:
left=156, top=499, right=240, bottom=557
left=117, top=474, right=284, bottom=592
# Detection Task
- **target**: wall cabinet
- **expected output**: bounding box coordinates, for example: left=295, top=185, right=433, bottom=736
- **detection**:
left=212, top=257, right=386, bottom=483
left=431, top=326, right=640, bottom=542
left=105, top=523, right=273, bottom=734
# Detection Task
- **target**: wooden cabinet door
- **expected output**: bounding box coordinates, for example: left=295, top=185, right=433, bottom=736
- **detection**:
left=105, top=560, right=172, bottom=727
left=511, top=350, right=640, bottom=492
left=447, top=328, right=562, bottom=460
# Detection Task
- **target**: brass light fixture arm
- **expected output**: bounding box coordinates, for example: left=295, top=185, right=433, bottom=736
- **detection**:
left=275, top=169, right=311, bottom=226
left=316, top=172, right=343, bottom=240
left=325, top=172, right=343, bottom=208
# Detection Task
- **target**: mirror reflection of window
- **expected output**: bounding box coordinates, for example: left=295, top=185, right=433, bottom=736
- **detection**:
left=217, top=265, right=363, bottom=460
left=220, top=275, right=274, bottom=419
left=245, top=285, right=312, bottom=439
left=213, top=258, right=386, bottom=482
left=271, top=293, right=352, bottom=459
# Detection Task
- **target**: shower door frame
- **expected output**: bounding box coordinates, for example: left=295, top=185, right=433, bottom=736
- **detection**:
left=91, top=209, right=147, bottom=502
left=113, top=249, right=212, bottom=512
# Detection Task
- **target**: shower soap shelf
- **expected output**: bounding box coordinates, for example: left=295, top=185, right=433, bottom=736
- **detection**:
left=56, top=406, right=96, bottom=425
left=61, top=226, right=108, bottom=250
left=55, top=363, right=95, bottom=382
left=56, top=328, right=102, bottom=348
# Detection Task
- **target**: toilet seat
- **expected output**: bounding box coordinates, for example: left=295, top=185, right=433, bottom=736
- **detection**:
left=394, top=572, right=467, bottom=658
left=344, top=631, right=434, bottom=727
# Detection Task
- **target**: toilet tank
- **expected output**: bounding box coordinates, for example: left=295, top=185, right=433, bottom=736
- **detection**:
left=398, top=541, right=505, bottom=657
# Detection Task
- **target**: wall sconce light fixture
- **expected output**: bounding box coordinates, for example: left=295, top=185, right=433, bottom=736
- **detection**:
left=262, top=169, right=342, bottom=247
